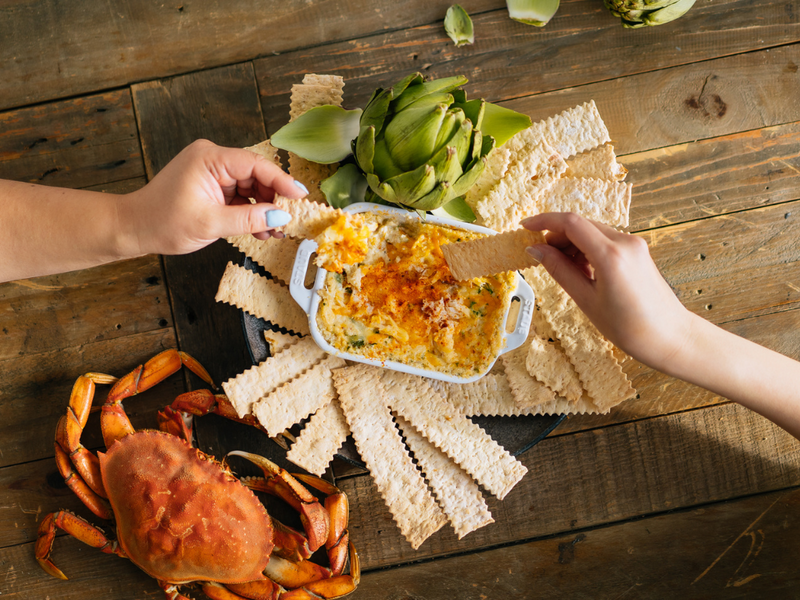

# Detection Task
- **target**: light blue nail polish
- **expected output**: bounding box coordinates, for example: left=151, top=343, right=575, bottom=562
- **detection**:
left=266, top=209, right=292, bottom=228
left=293, top=180, right=309, bottom=195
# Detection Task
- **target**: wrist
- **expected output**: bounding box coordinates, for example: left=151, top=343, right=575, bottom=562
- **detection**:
left=112, top=191, right=148, bottom=260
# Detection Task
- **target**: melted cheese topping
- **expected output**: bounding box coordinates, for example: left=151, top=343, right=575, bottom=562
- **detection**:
left=314, top=213, right=515, bottom=378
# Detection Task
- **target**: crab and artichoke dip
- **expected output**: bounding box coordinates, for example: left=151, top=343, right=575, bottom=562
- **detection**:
left=313, top=212, right=516, bottom=378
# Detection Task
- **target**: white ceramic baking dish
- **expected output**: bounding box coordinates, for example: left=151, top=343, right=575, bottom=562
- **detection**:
left=289, top=203, right=534, bottom=383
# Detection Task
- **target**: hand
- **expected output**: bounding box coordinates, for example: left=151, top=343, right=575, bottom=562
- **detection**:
left=522, top=212, right=696, bottom=371
left=119, top=139, right=308, bottom=257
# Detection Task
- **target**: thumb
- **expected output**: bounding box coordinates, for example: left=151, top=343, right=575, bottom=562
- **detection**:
left=527, top=243, right=594, bottom=306
left=210, top=202, right=292, bottom=238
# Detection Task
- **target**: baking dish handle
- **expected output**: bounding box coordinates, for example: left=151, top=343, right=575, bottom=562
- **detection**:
left=503, top=276, right=535, bottom=353
left=290, top=239, right=319, bottom=314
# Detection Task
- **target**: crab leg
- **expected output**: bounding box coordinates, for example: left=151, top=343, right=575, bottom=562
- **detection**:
left=54, top=442, right=112, bottom=520
left=55, top=374, right=117, bottom=499
left=102, top=350, right=216, bottom=447
left=158, top=389, right=267, bottom=443
left=159, top=581, right=197, bottom=600
left=202, top=581, right=282, bottom=600
left=35, top=511, right=124, bottom=580
left=293, top=474, right=350, bottom=577
left=231, top=452, right=329, bottom=553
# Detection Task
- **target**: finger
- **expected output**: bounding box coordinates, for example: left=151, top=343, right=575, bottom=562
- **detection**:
left=208, top=201, right=293, bottom=238
left=522, top=212, right=612, bottom=261
left=526, top=243, right=596, bottom=308
left=209, top=147, right=309, bottom=200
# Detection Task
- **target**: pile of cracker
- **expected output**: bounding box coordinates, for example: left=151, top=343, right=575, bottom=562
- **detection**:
left=213, top=74, right=636, bottom=549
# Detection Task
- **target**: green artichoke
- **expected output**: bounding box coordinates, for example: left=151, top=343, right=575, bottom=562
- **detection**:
left=270, top=73, right=532, bottom=217
left=604, top=0, right=696, bottom=28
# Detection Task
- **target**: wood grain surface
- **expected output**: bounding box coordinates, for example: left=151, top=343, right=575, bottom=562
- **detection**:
left=2, top=1, right=800, bottom=598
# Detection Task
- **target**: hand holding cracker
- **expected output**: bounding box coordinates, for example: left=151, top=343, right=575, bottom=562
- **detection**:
left=521, top=212, right=692, bottom=371
left=124, top=139, right=310, bottom=252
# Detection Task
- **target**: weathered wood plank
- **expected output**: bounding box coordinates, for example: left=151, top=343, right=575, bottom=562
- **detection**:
left=627, top=122, right=800, bottom=231
left=0, top=329, right=183, bottom=468
left=0, top=0, right=502, bottom=111
left=355, top=486, right=800, bottom=598
left=505, top=44, right=800, bottom=156
left=0, top=256, right=172, bottom=362
left=0, top=537, right=161, bottom=599
left=0, top=90, right=144, bottom=189
left=648, top=201, right=800, bottom=324
left=339, top=402, right=800, bottom=570
left=255, top=3, right=800, bottom=139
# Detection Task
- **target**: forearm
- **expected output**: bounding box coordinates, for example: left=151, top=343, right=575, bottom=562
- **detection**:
left=0, top=180, right=139, bottom=282
left=658, top=312, right=800, bottom=439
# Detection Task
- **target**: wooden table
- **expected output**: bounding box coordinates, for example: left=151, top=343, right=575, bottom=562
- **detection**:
left=3, top=1, right=800, bottom=597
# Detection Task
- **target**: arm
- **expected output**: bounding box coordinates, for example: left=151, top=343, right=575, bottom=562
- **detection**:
left=523, top=212, right=800, bottom=439
left=0, top=139, right=308, bottom=283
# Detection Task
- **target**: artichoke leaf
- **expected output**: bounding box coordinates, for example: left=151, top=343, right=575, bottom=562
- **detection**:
left=453, top=98, right=485, bottom=132
left=430, top=145, right=464, bottom=184
left=444, top=5, right=475, bottom=47
left=381, top=164, right=438, bottom=204
left=432, top=196, right=477, bottom=223
left=451, top=155, right=487, bottom=198
left=271, top=105, right=362, bottom=164
left=361, top=88, right=393, bottom=133
left=385, top=104, right=448, bottom=170
left=355, top=125, right=376, bottom=173
left=391, top=76, right=468, bottom=112
left=320, top=164, right=368, bottom=209
left=506, top=0, right=560, bottom=26
left=480, top=103, right=532, bottom=147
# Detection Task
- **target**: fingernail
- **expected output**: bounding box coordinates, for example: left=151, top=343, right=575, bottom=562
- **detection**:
left=526, top=246, right=543, bottom=262
left=293, top=180, right=309, bottom=195
left=266, top=209, right=292, bottom=228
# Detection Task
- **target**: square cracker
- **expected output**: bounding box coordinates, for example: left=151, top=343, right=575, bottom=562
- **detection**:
left=565, top=144, right=627, bottom=181
left=381, top=370, right=528, bottom=500
left=523, top=100, right=610, bottom=160
left=221, top=336, right=327, bottom=418
left=501, top=333, right=559, bottom=410
left=442, top=228, right=545, bottom=281
left=526, top=308, right=584, bottom=403
left=273, top=196, right=343, bottom=239
left=286, top=399, right=351, bottom=476
left=396, top=415, right=494, bottom=539
left=429, top=372, right=534, bottom=417
left=334, top=365, right=447, bottom=549
left=535, top=177, right=632, bottom=229
left=225, top=235, right=302, bottom=286
left=522, top=266, right=635, bottom=412
left=215, top=262, right=309, bottom=335
left=252, top=355, right=347, bottom=437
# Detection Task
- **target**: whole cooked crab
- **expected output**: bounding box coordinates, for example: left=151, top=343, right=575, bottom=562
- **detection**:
left=36, top=349, right=359, bottom=599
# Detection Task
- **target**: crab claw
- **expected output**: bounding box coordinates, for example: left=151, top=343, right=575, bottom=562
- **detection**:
left=229, top=451, right=330, bottom=554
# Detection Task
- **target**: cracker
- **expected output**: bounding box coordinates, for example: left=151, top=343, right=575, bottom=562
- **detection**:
left=244, top=139, right=282, bottom=166
left=288, top=74, right=345, bottom=204
left=221, top=337, right=327, bottom=418
left=536, top=177, right=632, bottom=229
left=286, top=399, right=351, bottom=476
left=225, top=235, right=302, bottom=286
left=334, top=365, right=447, bottom=549
left=522, top=266, right=635, bottom=412
left=524, top=100, right=611, bottom=159
left=473, top=140, right=566, bottom=232
left=522, top=393, right=602, bottom=416
left=289, top=154, right=338, bottom=205
left=381, top=371, right=528, bottom=500
left=500, top=334, right=558, bottom=409
left=263, top=330, right=303, bottom=356
left=442, top=228, right=546, bottom=281
left=396, top=415, right=494, bottom=539
left=430, top=371, right=533, bottom=417
left=215, top=262, right=309, bottom=335
left=565, top=144, right=627, bottom=181
left=272, top=196, right=343, bottom=239
left=526, top=309, right=584, bottom=403
left=252, top=355, right=347, bottom=436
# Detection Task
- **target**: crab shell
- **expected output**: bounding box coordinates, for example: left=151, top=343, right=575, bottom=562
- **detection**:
left=98, top=430, right=273, bottom=585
